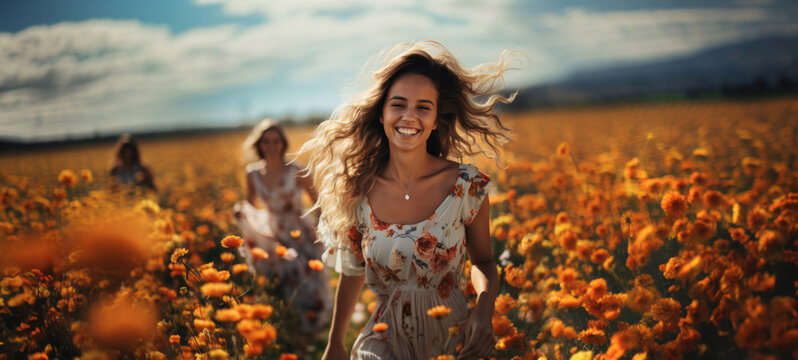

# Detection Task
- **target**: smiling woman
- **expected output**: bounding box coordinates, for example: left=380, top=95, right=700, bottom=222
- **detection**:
left=297, top=41, right=521, bottom=360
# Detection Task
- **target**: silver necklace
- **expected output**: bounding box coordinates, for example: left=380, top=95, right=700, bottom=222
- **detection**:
left=395, top=155, right=430, bottom=201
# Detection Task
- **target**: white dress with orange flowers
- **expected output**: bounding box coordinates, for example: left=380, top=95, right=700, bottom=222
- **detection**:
left=235, top=161, right=331, bottom=336
left=322, top=163, right=492, bottom=360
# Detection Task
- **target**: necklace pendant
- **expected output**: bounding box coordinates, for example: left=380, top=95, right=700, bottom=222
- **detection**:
left=404, top=194, right=410, bottom=201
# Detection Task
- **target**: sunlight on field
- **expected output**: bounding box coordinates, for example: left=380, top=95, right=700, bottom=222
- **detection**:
left=1, top=99, right=796, bottom=359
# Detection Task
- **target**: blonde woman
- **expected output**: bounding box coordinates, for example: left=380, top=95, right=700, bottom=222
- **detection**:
left=235, top=119, right=331, bottom=352
left=299, top=41, right=518, bottom=360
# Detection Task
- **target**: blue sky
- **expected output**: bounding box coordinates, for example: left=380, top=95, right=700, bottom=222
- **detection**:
left=1, top=0, right=796, bottom=141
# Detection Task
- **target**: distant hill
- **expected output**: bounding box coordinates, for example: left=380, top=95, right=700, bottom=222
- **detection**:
left=508, top=35, right=798, bottom=108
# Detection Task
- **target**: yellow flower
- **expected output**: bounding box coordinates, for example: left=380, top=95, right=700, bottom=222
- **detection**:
left=171, top=248, right=189, bottom=263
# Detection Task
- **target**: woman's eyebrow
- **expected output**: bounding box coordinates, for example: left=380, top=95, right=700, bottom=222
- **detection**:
left=388, top=96, right=435, bottom=106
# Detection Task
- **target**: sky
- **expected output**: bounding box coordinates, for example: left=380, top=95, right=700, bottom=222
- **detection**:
left=1, top=0, right=797, bottom=142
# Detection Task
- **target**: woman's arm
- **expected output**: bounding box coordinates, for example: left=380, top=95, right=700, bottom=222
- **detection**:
left=322, top=273, right=366, bottom=360
left=245, top=172, right=258, bottom=207
left=458, top=194, right=498, bottom=360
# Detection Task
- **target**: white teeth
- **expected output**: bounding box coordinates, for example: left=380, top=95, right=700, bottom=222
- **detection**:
left=396, top=127, right=420, bottom=136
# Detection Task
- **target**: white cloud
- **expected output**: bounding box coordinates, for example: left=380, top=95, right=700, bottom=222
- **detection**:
left=1, top=2, right=795, bottom=140
left=535, top=7, right=795, bottom=65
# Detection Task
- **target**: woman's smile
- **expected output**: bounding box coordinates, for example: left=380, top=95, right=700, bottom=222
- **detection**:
left=381, top=73, right=439, bottom=152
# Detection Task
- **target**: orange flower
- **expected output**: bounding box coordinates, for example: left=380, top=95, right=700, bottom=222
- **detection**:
left=275, top=245, right=287, bottom=257
left=557, top=295, right=581, bottom=309
left=493, top=315, right=515, bottom=337
left=661, top=192, right=687, bottom=219
left=215, top=308, right=242, bottom=322
left=232, top=264, right=249, bottom=275
left=427, top=305, right=452, bottom=318
left=279, top=354, right=298, bottom=360
left=504, top=264, right=526, bottom=288
left=556, top=142, right=569, bottom=157
left=373, top=322, right=389, bottom=333
left=169, top=334, right=181, bottom=344
left=201, top=268, right=230, bottom=282
left=221, top=235, right=244, bottom=248
left=58, top=169, right=77, bottom=187
left=171, top=248, right=189, bottom=263
left=495, top=293, right=518, bottom=314
left=250, top=247, right=269, bottom=260
left=80, top=169, right=93, bottom=183
left=220, top=252, right=235, bottom=263
left=208, top=350, right=229, bottom=360
left=28, top=353, right=48, bottom=360
left=308, top=259, right=324, bottom=272
left=290, top=230, right=301, bottom=238
left=200, top=282, right=232, bottom=298
left=578, top=327, right=606, bottom=345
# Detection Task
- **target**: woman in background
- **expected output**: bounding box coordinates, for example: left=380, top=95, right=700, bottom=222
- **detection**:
left=110, top=133, right=156, bottom=191
left=234, top=118, right=331, bottom=353
left=299, top=41, right=518, bottom=359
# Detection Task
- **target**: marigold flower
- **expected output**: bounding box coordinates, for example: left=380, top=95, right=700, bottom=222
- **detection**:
left=373, top=322, right=389, bottom=333
left=220, top=252, right=235, bottom=263
left=250, top=247, right=269, bottom=260
left=579, top=327, right=607, bottom=345
left=279, top=354, right=298, bottom=360
left=275, top=245, right=287, bottom=257
left=493, top=315, right=515, bottom=337
left=290, top=230, right=301, bottom=238
left=215, top=308, right=242, bottom=322
left=193, top=318, right=215, bottom=332
left=558, top=295, right=581, bottom=309
left=58, top=169, right=77, bottom=187
left=208, top=349, right=229, bottom=360
left=557, top=142, right=569, bottom=157
left=308, top=259, right=324, bottom=272
left=201, top=268, right=230, bottom=282
left=651, top=298, right=681, bottom=325
left=661, top=192, right=687, bottom=219
left=427, top=305, right=452, bottom=318
left=747, top=208, right=768, bottom=230
left=169, top=334, right=181, bottom=344
left=232, top=264, right=249, bottom=275
left=221, top=235, right=244, bottom=248
left=495, top=293, right=518, bottom=314
left=200, top=282, right=232, bottom=298
left=504, top=264, right=526, bottom=288
left=27, top=353, right=48, bottom=360
left=170, top=248, right=188, bottom=263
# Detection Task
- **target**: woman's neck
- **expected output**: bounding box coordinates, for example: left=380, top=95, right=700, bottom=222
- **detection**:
left=385, top=150, right=431, bottom=187
left=264, top=156, right=286, bottom=171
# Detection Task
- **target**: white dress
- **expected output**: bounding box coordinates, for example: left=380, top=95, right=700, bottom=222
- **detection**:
left=235, top=161, right=331, bottom=335
left=321, top=163, right=492, bottom=359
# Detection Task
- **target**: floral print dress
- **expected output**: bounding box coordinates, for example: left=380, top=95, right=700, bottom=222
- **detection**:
left=235, top=161, right=331, bottom=335
left=322, top=163, right=492, bottom=360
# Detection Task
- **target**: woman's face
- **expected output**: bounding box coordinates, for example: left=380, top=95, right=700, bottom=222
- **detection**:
left=380, top=73, right=438, bottom=154
left=257, top=129, right=285, bottom=159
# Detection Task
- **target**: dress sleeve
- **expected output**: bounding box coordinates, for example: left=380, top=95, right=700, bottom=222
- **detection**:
left=319, top=215, right=366, bottom=276
left=460, top=164, right=493, bottom=226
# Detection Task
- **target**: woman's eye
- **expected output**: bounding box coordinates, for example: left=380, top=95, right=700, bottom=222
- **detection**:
left=391, top=104, right=404, bottom=108
left=418, top=106, right=430, bottom=111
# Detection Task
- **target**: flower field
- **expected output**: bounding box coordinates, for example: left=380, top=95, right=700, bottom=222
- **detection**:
left=1, top=98, right=796, bottom=360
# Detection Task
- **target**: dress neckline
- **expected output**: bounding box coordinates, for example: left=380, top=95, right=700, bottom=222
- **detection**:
left=364, top=164, right=466, bottom=228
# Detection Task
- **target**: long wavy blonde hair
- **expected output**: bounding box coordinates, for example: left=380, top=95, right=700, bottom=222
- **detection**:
left=297, top=41, right=520, bottom=247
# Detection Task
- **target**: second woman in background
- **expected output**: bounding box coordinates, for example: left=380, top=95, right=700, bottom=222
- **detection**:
left=234, top=119, right=331, bottom=353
